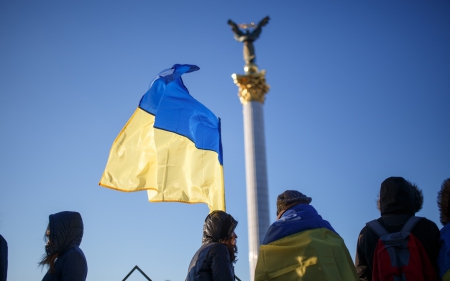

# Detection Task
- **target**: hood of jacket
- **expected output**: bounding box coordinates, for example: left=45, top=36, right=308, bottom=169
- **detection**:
left=202, top=211, right=237, bottom=244
left=46, top=211, right=83, bottom=255
left=379, top=177, right=415, bottom=215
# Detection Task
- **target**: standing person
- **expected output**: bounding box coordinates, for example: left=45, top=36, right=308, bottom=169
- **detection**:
left=437, top=178, right=450, bottom=281
left=39, top=211, right=88, bottom=281
left=355, top=177, right=440, bottom=281
left=0, top=234, right=7, bottom=281
left=255, top=190, right=358, bottom=281
left=185, top=210, right=238, bottom=281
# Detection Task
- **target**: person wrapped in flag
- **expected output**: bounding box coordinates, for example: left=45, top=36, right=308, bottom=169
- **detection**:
left=99, top=64, right=225, bottom=212
left=255, top=190, right=358, bottom=281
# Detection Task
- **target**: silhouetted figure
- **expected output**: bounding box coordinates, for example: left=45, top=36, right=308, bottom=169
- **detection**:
left=355, top=177, right=440, bottom=281
left=39, top=211, right=88, bottom=281
left=185, top=211, right=238, bottom=281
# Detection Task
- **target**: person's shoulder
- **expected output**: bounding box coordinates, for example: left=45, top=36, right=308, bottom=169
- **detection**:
left=357, top=219, right=383, bottom=245
left=410, top=217, right=440, bottom=240
left=60, top=246, right=87, bottom=262
left=359, top=219, right=379, bottom=235
left=66, top=245, right=84, bottom=253
left=441, top=223, right=450, bottom=235
left=208, top=242, right=227, bottom=250
left=359, top=224, right=368, bottom=235
left=207, top=242, right=229, bottom=257
left=417, top=217, right=439, bottom=230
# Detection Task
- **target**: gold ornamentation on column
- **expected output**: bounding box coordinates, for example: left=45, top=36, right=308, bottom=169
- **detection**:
left=232, top=70, right=270, bottom=104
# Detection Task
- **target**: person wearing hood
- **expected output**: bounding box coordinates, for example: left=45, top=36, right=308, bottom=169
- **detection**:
left=185, top=210, right=238, bottom=281
left=437, top=178, right=450, bottom=281
left=355, top=177, right=440, bottom=281
left=39, top=211, right=88, bottom=281
left=255, top=190, right=358, bottom=281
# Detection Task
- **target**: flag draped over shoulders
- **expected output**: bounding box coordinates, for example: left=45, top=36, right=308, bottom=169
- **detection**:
left=255, top=204, right=358, bottom=281
left=99, top=64, right=225, bottom=212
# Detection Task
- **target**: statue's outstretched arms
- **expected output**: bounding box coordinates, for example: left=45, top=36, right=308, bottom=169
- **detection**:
left=249, top=16, right=270, bottom=40
left=257, top=16, right=270, bottom=28
left=227, top=19, right=244, bottom=38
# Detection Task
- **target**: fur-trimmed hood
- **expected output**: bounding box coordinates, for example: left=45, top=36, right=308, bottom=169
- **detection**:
left=438, top=178, right=450, bottom=226
left=377, top=177, right=423, bottom=215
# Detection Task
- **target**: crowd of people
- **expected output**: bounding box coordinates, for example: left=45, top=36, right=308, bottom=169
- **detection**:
left=185, top=176, right=450, bottom=281
left=0, top=176, right=449, bottom=281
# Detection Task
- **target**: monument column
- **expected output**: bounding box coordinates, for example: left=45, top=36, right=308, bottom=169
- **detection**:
left=232, top=66, right=270, bottom=280
left=228, top=16, right=270, bottom=280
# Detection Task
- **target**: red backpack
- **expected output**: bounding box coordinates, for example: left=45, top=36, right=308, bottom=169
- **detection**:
left=367, top=216, right=438, bottom=281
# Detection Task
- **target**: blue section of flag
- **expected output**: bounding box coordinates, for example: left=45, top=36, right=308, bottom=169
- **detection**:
left=439, top=224, right=450, bottom=278
left=262, top=204, right=337, bottom=245
left=138, top=64, right=223, bottom=165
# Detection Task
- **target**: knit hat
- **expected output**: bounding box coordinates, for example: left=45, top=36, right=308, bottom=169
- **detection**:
left=276, top=190, right=312, bottom=216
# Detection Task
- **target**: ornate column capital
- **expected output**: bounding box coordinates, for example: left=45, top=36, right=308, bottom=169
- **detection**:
left=232, top=70, right=270, bottom=105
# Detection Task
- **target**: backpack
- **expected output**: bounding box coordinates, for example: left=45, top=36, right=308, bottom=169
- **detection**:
left=367, top=216, right=438, bottom=281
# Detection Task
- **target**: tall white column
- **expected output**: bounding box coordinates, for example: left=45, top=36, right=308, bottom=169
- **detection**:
left=232, top=66, right=270, bottom=281
left=243, top=101, right=270, bottom=281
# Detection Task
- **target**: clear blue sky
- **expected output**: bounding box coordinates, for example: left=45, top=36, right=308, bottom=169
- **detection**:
left=1, top=1, right=449, bottom=280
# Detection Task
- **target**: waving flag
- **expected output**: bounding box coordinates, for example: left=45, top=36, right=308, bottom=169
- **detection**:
left=99, top=64, right=225, bottom=212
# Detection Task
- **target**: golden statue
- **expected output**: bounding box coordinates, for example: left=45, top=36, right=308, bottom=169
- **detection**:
left=229, top=16, right=270, bottom=104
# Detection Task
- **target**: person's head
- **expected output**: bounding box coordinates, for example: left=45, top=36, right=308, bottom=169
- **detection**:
left=39, top=211, right=84, bottom=272
left=202, top=210, right=238, bottom=263
left=276, top=190, right=312, bottom=219
left=437, top=178, right=450, bottom=226
left=377, top=177, right=423, bottom=215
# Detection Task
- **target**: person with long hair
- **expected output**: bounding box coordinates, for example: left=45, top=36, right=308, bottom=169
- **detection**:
left=39, top=211, right=87, bottom=281
left=185, top=210, right=238, bottom=281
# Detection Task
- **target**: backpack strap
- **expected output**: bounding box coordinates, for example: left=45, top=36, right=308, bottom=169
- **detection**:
left=401, top=216, right=424, bottom=232
left=366, top=219, right=389, bottom=238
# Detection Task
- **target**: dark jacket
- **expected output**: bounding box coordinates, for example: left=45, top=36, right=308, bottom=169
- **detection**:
left=42, top=211, right=88, bottom=281
left=185, top=211, right=237, bottom=281
left=0, top=235, right=7, bottom=281
left=355, top=177, right=440, bottom=281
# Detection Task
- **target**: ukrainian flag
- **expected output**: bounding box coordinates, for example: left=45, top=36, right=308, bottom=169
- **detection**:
left=99, top=64, right=225, bottom=212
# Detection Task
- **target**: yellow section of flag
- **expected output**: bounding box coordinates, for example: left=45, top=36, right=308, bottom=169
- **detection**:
left=100, top=108, right=225, bottom=212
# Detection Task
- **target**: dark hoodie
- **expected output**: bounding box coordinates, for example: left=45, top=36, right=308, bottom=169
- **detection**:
left=355, top=177, right=440, bottom=281
left=185, top=211, right=237, bottom=281
left=42, top=211, right=88, bottom=281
